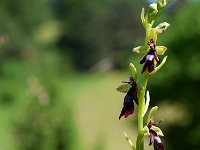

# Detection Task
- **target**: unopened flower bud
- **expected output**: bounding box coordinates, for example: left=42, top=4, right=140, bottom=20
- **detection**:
left=148, top=3, right=158, bottom=20
left=157, top=0, right=167, bottom=10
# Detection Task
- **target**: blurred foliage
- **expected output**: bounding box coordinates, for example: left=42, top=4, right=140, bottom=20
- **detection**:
left=0, top=0, right=199, bottom=150
left=52, top=0, right=146, bottom=70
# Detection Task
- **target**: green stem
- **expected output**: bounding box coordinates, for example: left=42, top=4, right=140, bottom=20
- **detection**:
left=136, top=74, right=148, bottom=150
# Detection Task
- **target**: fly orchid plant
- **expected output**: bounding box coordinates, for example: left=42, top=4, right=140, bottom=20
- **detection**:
left=117, top=0, right=171, bottom=150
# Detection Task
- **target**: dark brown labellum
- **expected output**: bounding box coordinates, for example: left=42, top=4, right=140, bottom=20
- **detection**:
left=119, top=78, right=138, bottom=119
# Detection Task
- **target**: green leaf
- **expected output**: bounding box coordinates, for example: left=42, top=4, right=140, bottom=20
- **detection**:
left=116, top=84, right=131, bottom=93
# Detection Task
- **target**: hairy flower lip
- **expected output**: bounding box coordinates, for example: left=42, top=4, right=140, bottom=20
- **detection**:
left=119, top=78, right=138, bottom=120
left=146, top=119, right=165, bottom=150
left=139, top=39, right=163, bottom=74
left=140, top=48, right=160, bottom=73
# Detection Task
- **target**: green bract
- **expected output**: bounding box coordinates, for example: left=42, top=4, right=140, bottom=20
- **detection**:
left=129, top=63, right=137, bottom=80
left=123, top=132, right=136, bottom=150
left=141, top=8, right=145, bottom=28
left=147, top=106, right=158, bottom=124
left=143, top=91, right=150, bottom=117
left=156, top=46, right=167, bottom=55
left=149, top=56, right=168, bottom=75
left=116, top=83, right=131, bottom=93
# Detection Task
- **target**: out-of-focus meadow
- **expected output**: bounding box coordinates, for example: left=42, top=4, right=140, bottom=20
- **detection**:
left=0, top=0, right=200, bottom=150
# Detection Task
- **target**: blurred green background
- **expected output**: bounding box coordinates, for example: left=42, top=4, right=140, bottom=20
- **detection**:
left=0, top=0, right=199, bottom=149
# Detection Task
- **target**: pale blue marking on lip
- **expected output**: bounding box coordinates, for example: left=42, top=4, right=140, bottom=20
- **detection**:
left=146, top=54, right=154, bottom=61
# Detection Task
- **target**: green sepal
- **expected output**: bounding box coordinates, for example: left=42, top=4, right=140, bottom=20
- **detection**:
left=133, top=45, right=167, bottom=55
left=156, top=46, right=167, bottom=55
left=147, top=106, right=158, bottom=124
left=123, top=132, right=136, bottom=150
left=133, top=46, right=149, bottom=54
left=143, top=126, right=150, bottom=136
left=145, top=14, right=150, bottom=28
left=156, top=22, right=170, bottom=34
left=129, top=63, right=137, bottom=80
left=145, top=28, right=157, bottom=45
left=151, top=125, right=164, bottom=136
left=149, top=56, right=168, bottom=75
left=116, top=83, right=131, bottom=93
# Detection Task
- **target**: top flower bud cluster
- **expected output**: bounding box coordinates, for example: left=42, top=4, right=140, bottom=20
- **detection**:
left=133, top=0, right=170, bottom=74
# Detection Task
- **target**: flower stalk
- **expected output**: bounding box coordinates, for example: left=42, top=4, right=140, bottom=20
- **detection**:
left=117, top=0, right=170, bottom=150
left=136, top=74, right=148, bottom=150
